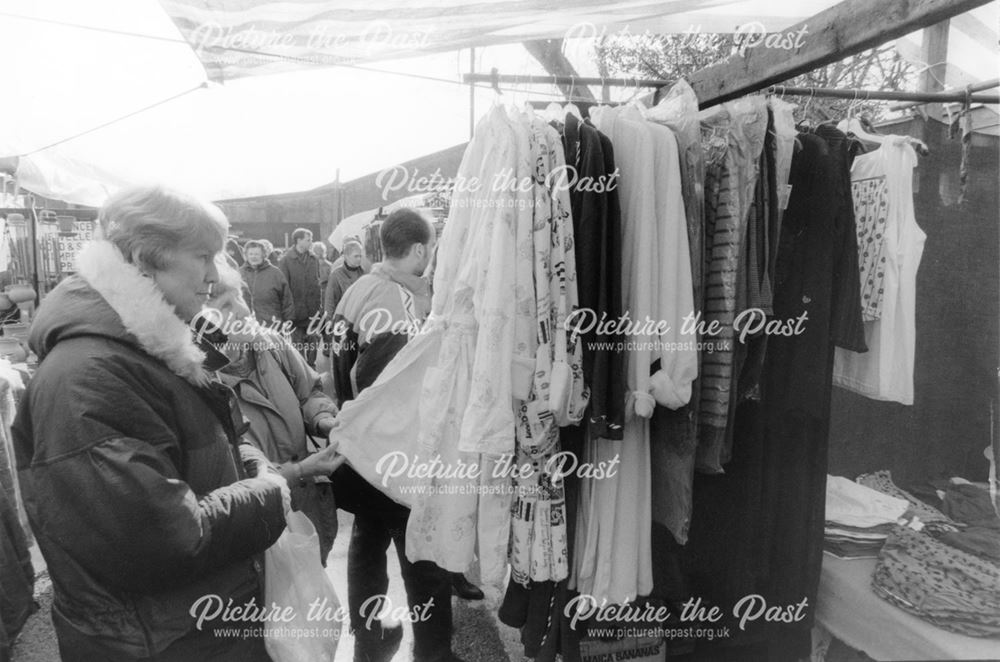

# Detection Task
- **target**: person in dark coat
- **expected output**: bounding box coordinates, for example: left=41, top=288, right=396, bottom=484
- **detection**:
left=241, top=239, right=294, bottom=328
left=279, top=228, right=322, bottom=366
left=312, top=241, right=335, bottom=292
left=323, top=238, right=368, bottom=322
left=225, top=237, right=245, bottom=267
left=311, top=241, right=336, bottom=357
left=11, top=186, right=289, bottom=662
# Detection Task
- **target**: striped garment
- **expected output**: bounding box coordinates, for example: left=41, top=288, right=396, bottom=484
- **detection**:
left=696, top=138, right=741, bottom=472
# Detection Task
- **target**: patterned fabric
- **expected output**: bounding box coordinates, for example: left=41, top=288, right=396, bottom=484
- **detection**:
left=833, top=137, right=924, bottom=405
left=406, top=107, right=586, bottom=588
left=856, top=470, right=957, bottom=529
left=509, top=118, right=588, bottom=585
left=405, top=105, right=524, bottom=587
left=852, top=176, right=890, bottom=321
left=873, top=525, right=1000, bottom=637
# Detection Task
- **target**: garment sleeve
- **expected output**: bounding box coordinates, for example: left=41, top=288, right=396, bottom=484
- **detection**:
left=649, top=127, right=697, bottom=409
left=325, top=274, right=343, bottom=318
left=271, top=335, right=338, bottom=435
left=621, top=122, right=659, bottom=419
left=330, top=311, right=359, bottom=408
left=279, top=271, right=295, bottom=323
left=457, top=122, right=519, bottom=454
left=18, top=366, right=286, bottom=596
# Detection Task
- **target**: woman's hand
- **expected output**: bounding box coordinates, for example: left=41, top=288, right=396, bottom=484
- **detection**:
left=300, top=440, right=347, bottom=477
left=243, top=449, right=292, bottom=513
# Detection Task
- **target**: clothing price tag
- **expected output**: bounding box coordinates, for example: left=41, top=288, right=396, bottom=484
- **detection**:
left=778, top=184, right=793, bottom=210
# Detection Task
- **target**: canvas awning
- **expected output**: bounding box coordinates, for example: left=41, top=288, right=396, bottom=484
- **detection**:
left=3, top=0, right=996, bottom=207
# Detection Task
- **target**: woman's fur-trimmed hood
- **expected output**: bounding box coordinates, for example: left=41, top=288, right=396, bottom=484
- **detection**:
left=29, top=240, right=212, bottom=386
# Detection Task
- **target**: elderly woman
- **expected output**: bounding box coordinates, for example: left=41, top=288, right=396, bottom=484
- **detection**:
left=202, top=264, right=345, bottom=564
left=12, top=186, right=289, bottom=662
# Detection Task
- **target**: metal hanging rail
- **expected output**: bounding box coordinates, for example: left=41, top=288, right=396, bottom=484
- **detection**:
left=767, top=85, right=1000, bottom=105
left=888, top=78, right=1000, bottom=111
left=463, top=71, right=671, bottom=89
left=465, top=71, right=999, bottom=105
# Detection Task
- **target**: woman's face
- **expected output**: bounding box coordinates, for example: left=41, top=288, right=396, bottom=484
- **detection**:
left=150, top=241, right=222, bottom=322
left=208, top=289, right=252, bottom=328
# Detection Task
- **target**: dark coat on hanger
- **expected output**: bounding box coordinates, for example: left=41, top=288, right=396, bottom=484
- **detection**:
left=562, top=112, right=625, bottom=440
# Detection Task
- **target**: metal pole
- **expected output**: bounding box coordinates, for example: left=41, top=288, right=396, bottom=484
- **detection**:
left=469, top=48, right=476, bottom=139
left=463, top=72, right=671, bottom=88
left=889, top=78, right=1000, bottom=112
left=767, top=85, right=999, bottom=104
left=27, top=203, right=40, bottom=303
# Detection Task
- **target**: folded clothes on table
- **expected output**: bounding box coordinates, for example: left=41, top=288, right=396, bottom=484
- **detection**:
left=824, top=475, right=909, bottom=558
left=872, top=524, right=1000, bottom=638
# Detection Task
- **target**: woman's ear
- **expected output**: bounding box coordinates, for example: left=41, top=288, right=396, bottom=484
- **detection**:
left=131, top=249, right=154, bottom=278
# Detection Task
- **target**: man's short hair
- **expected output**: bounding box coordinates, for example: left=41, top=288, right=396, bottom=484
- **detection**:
left=291, top=228, right=313, bottom=244
left=380, top=209, right=432, bottom=260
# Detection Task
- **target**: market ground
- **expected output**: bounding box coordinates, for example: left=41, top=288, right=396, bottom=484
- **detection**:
left=11, top=509, right=874, bottom=662
left=11, top=510, right=525, bottom=662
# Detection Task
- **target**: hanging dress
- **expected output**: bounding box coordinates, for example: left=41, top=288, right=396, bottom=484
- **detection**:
left=833, top=137, right=925, bottom=404
left=509, top=117, right=588, bottom=585
left=405, top=105, right=529, bottom=588
left=573, top=106, right=655, bottom=604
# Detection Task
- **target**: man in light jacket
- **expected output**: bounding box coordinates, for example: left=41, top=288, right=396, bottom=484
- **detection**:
left=331, top=209, right=466, bottom=662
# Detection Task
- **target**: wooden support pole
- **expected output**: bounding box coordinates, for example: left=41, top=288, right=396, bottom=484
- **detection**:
left=920, top=20, right=950, bottom=95
left=689, top=0, right=993, bottom=108
left=919, top=19, right=951, bottom=124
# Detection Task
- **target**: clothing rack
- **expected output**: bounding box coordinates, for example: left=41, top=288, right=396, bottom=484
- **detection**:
left=889, top=78, right=1000, bottom=112
left=465, top=70, right=999, bottom=107
left=767, top=85, right=1000, bottom=105
left=464, top=68, right=659, bottom=138
left=463, top=69, right=671, bottom=91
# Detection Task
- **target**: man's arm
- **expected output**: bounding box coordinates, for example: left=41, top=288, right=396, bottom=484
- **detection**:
left=278, top=270, right=295, bottom=323
left=330, top=311, right=359, bottom=409
left=324, top=272, right=340, bottom=317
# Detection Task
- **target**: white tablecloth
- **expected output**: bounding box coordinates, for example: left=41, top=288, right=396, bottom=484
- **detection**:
left=815, top=553, right=1000, bottom=661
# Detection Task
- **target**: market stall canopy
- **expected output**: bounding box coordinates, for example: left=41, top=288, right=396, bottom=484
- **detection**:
left=159, top=0, right=746, bottom=82
left=2, top=0, right=996, bottom=207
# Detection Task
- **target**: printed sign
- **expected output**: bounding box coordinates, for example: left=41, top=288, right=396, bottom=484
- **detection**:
left=58, top=221, right=94, bottom=274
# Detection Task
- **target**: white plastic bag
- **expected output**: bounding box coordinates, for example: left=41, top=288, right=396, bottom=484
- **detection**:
left=264, top=511, right=342, bottom=662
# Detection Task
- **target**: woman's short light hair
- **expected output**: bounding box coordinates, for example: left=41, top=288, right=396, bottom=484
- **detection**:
left=99, top=186, right=229, bottom=271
